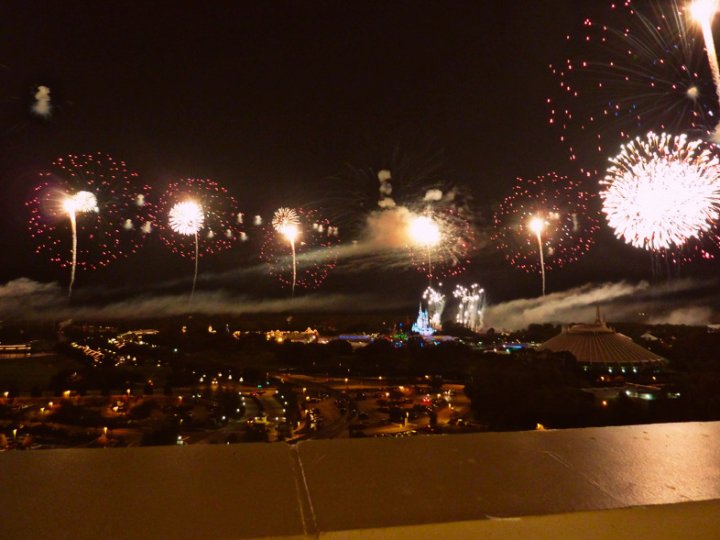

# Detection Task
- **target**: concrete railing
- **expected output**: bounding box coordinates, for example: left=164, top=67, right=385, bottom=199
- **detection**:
left=2, top=421, right=719, bottom=539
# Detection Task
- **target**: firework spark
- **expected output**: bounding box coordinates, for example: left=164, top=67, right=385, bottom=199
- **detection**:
left=422, top=286, right=445, bottom=330
left=601, top=131, right=720, bottom=251
left=548, top=0, right=715, bottom=167
left=27, top=153, right=154, bottom=296
left=261, top=208, right=339, bottom=294
left=492, top=172, right=600, bottom=281
left=453, top=284, right=485, bottom=333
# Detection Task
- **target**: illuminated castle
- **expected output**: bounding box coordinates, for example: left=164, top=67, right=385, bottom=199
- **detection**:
left=411, top=304, right=435, bottom=336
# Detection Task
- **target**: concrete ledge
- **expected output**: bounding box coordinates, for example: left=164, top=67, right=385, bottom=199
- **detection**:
left=1, top=422, right=719, bottom=539
left=324, top=500, right=720, bottom=540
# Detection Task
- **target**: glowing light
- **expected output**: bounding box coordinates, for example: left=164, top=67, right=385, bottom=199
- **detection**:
left=63, top=191, right=97, bottom=214
left=528, top=216, right=545, bottom=236
left=691, top=0, right=717, bottom=23
left=601, top=131, right=720, bottom=251
left=408, top=215, right=441, bottom=247
left=169, top=201, right=204, bottom=235
left=278, top=223, right=299, bottom=242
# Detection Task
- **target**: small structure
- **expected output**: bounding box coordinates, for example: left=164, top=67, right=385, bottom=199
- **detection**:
left=538, top=307, right=664, bottom=373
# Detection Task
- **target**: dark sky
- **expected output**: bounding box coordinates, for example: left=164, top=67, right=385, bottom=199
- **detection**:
left=0, top=1, right=709, bottom=308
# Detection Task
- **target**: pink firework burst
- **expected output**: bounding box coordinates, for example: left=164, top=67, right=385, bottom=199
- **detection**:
left=547, top=0, right=715, bottom=170
left=27, top=152, right=154, bottom=272
left=492, top=172, right=600, bottom=273
left=156, top=178, right=244, bottom=259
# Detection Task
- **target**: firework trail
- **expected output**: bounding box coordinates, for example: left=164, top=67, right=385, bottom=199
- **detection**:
left=422, top=286, right=446, bottom=330
left=601, top=131, right=720, bottom=252
left=27, top=153, right=153, bottom=296
left=156, top=178, right=242, bottom=299
left=272, top=208, right=301, bottom=296
left=261, top=208, right=339, bottom=294
left=492, top=172, right=600, bottom=294
left=64, top=191, right=98, bottom=296
left=528, top=217, right=547, bottom=296
left=453, top=284, right=485, bottom=333
left=548, top=0, right=715, bottom=168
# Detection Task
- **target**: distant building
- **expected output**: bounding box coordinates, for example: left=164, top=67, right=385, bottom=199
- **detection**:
left=266, top=328, right=319, bottom=344
left=538, top=308, right=664, bottom=372
left=337, top=334, right=375, bottom=349
left=0, top=343, right=32, bottom=357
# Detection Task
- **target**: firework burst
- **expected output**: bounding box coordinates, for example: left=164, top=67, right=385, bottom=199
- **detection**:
left=157, top=178, right=242, bottom=259
left=407, top=203, right=475, bottom=281
left=548, top=0, right=715, bottom=167
left=156, top=178, right=242, bottom=299
left=261, top=208, right=339, bottom=293
left=453, top=284, right=485, bottom=333
left=27, top=152, right=153, bottom=295
left=601, top=131, right=720, bottom=251
left=492, top=172, right=600, bottom=278
left=422, top=286, right=446, bottom=330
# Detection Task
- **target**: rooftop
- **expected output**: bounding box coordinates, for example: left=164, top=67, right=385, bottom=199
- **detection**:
left=539, top=316, right=663, bottom=366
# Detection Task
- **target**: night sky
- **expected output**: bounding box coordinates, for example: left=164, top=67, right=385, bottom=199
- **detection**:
left=0, top=1, right=713, bottom=311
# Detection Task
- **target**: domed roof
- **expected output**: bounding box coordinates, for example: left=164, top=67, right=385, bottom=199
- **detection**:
left=538, top=310, right=663, bottom=366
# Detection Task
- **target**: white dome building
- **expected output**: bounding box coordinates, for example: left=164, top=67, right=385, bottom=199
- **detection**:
left=538, top=308, right=664, bottom=372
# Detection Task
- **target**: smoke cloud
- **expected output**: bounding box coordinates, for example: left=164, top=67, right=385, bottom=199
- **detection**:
left=31, top=85, right=51, bottom=117
left=363, top=206, right=413, bottom=250
left=483, top=278, right=718, bottom=331
left=377, top=169, right=395, bottom=208
left=0, top=278, right=406, bottom=321
left=423, top=189, right=443, bottom=202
